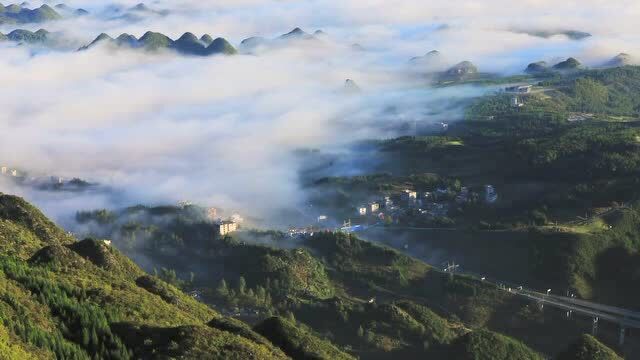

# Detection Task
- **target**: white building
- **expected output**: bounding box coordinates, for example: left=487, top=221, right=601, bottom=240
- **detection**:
left=0, top=167, right=7, bottom=175
left=485, top=185, right=498, bottom=204
left=369, top=202, right=380, bottom=213
left=511, top=96, right=524, bottom=108
left=215, top=221, right=238, bottom=236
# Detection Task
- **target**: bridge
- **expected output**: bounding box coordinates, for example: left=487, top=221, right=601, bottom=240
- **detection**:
left=442, top=261, right=640, bottom=345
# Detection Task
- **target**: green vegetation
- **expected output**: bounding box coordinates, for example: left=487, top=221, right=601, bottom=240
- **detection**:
left=2, top=29, right=50, bottom=44
left=449, top=329, right=542, bottom=360
left=557, top=334, right=622, bottom=360
left=254, top=317, right=355, bottom=360
left=0, top=193, right=299, bottom=359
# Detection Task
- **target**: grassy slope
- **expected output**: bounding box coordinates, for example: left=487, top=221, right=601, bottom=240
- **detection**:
left=0, top=193, right=288, bottom=359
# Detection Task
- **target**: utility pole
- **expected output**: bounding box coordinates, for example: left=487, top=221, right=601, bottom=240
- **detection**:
left=592, top=317, right=599, bottom=336
left=619, top=326, right=626, bottom=346
left=445, top=261, right=459, bottom=280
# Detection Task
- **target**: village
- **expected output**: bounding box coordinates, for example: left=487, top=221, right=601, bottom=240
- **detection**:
left=0, top=165, right=93, bottom=191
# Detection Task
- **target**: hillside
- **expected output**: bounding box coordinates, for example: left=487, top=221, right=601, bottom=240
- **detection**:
left=0, top=193, right=290, bottom=359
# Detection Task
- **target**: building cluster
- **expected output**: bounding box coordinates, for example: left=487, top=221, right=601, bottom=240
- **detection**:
left=353, top=184, right=499, bottom=225
left=214, top=220, right=239, bottom=236
left=0, top=166, right=20, bottom=178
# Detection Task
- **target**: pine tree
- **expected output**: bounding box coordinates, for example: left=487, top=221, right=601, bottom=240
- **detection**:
left=216, top=279, right=229, bottom=297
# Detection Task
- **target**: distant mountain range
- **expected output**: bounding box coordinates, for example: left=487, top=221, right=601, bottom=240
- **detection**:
left=239, top=27, right=324, bottom=52
left=0, top=2, right=87, bottom=24
left=512, top=29, right=592, bottom=40
left=80, top=31, right=237, bottom=56
left=0, top=28, right=50, bottom=44
left=79, top=27, right=328, bottom=56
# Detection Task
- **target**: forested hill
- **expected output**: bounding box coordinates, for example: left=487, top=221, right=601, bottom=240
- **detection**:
left=0, top=192, right=338, bottom=359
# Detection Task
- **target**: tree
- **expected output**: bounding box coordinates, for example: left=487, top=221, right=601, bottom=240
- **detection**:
left=238, top=276, right=246, bottom=295
left=216, top=279, right=229, bottom=297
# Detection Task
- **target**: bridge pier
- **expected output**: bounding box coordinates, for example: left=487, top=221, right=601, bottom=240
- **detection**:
left=619, top=326, right=626, bottom=346
left=592, top=317, right=599, bottom=336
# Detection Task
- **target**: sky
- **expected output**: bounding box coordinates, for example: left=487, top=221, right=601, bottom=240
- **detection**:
left=0, top=0, right=638, bottom=227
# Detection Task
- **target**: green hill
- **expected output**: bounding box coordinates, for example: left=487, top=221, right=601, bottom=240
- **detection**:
left=450, top=328, right=543, bottom=360
left=0, top=193, right=294, bottom=359
left=0, top=3, right=61, bottom=24
left=2, top=29, right=49, bottom=44
left=254, top=316, right=355, bottom=360
left=557, top=334, right=622, bottom=360
left=81, top=31, right=237, bottom=56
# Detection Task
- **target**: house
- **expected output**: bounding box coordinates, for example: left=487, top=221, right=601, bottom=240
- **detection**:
left=505, top=85, right=532, bottom=93
left=357, top=206, right=367, bottom=216
left=215, top=220, right=238, bottom=236
left=485, top=185, right=498, bottom=204
left=0, top=167, right=7, bottom=175
left=10, top=169, right=18, bottom=177
left=511, top=96, right=524, bottom=108
left=369, top=202, right=380, bottom=213
left=401, top=189, right=417, bottom=200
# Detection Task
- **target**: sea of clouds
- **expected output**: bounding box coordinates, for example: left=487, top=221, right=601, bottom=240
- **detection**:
left=0, top=0, right=638, bottom=227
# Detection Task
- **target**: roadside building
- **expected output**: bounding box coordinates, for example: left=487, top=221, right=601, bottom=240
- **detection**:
left=505, top=84, right=532, bottom=93
left=357, top=206, right=367, bottom=216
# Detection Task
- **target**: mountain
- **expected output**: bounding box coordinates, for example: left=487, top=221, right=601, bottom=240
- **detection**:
left=206, top=37, right=238, bottom=55
left=279, top=27, right=311, bottom=40
left=2, top=28, right=49, bottom=44
left=200, top=34, right=214, bottom=46
left=239, top=36, right=269, bottom=51
left=449, top=329, right=542, bottom=360
left=410, top=49, right=441, bottom=63
left=254, top=317, right=355, bottom=360
left=172, top=32, right=207, bottom=55
left=80, top=31, right=237, bottom=56
left=552, top=57, right=582, bottom=70
left=557, top=335, right=622, bottom=360
left=514, top=29, right=592, bottom=40
left=444, top=61, right=479, bottom=79
left=343, top=79, right=361, bottom=93
left=604, top=53, right=633, bottom=67
left=138, top=31, right=173, bottom=50
left=0, top=193, right=299, bottom=359
left=0, top=3, right=61, bottom=24
left=525, top=61, right=549, bottom=74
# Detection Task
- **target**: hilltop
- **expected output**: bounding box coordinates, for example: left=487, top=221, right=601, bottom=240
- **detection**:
left=0, top=3, right=61, bottom=24
left=81, top=31, right=237, bottom=56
